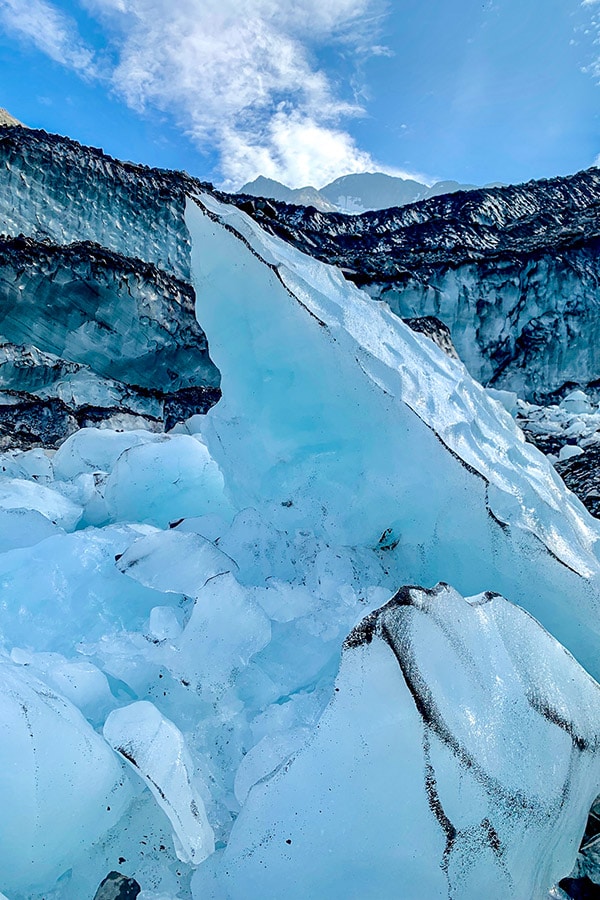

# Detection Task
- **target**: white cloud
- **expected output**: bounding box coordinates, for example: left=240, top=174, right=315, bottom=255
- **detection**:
left=77, top=0, right=407, bottom=188
left=1, top=0, right=414, bottom=188
left=0, top=0, right=97, bottom=77
left=220, top=110, right=387, bottom=190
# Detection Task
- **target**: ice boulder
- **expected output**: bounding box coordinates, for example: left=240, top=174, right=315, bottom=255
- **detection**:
left=560, top=391, right=594, bottom=415
left=174, top=571, right=271, bottom=697
left=208, top=584, right=600, bottom=900
left=104, top=434, right=232, bottom=528
left=0, top=658, right=132, bottom=894
left=52, top=427, right=162, bottom=481
left=559, top=444, right=585, bottom=462
left=104, top=701, right=215, bottom=865
left=116, top=528, right=237, bottom=597
left=0, top=506, right=62, bottom=552
left=0, top=525, right=169, bottom=653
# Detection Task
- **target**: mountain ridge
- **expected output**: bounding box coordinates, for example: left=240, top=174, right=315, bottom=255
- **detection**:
left=239, top=170, right=503, bottom=214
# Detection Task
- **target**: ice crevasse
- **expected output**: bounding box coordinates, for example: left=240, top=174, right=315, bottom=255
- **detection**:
left=0, top=191, right=598, bottom=897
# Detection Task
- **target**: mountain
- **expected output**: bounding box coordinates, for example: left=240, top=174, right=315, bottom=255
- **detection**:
left=0, top=107, right=22, bottom=127
left=239, top=170, right=498, bottom=214
left=236, top=175, right=339, bottom=212
left=0, top=122, right=600, bottom=900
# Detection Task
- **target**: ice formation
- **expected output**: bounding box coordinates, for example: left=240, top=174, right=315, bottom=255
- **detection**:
left=204, top=584, right=600, bottom=900
left=0, top=181, right=599, bottom=898
left=104, top=702, right=214, bottom=865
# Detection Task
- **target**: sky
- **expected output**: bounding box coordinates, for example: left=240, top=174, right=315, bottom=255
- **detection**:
left=0, top=0, right=598, bottom=191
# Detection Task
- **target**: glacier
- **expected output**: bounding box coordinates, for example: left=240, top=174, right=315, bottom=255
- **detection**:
left=0, top=131, right=599, bottom=898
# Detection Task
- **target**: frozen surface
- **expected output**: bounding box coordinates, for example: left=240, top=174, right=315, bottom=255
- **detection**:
left=209, top=585, right=600, bottom=900
left=187, top=193, right=600, bottom=677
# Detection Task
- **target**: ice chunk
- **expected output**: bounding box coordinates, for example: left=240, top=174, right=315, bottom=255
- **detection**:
left=0, top=477, right=82, bottom=530
left=559, top=444, right=585, bottom=462
left=10, top=648, right=114, bottom=724
left=214, top=585, right=600, bottom=900
left=486, top=387, right=519, bottom=417
left=104, top=701, right=215, bottom=865
left=0, top=506, right=62, bottom=552
left=52, top=427, right=162, bottom=481
left=561, top=391, right=594, bottom=414
left=116, top=529, right=237, bottom=597
left=0, top=447, right=54, bottom=483
left=148, top=606, right=183, bottom=642
left=104, top=435, right=233, bottom=528
left=0, top=525, right=170, bottom=653
left=0, top=658, right=132, bottom=894
left=175, top=572, right=271, bottom=695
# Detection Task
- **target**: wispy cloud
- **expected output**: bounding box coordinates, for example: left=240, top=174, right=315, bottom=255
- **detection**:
left=81, top=0, right=402, bottom=188
left=0, top=0, right=97, bottom=77
left=0, top=0, right=415, bottom=188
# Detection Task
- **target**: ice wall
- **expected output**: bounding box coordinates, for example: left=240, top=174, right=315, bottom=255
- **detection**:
left=377, top=244, right=600, bottom=401
left=228, top=165, right=600, bottom=403
left=0, top=127, right=191, bottom=279
left=0, top=132, right=221, bottom=444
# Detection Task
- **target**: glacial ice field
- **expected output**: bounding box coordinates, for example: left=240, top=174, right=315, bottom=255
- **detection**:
left=0, top=192, right=599, bottom=899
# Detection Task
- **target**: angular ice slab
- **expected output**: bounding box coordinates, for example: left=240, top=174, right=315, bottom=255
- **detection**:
left=104, top=701, right=214, bottom=865
left=0, top=477, right=82, bottom=530
left=211, top=585, right=600, bottom=900
left=116, top=529, right=237, bottom=597
left=186, top=194, right=600, bottom=678
left=0, top=659, right=132, bottom=894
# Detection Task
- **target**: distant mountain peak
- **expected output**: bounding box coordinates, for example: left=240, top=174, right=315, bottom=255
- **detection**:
left=238, top=171, right=491, bottom=214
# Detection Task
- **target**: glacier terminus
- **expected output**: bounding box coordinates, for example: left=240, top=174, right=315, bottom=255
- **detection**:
left=0, top=123, right=599, bottom=899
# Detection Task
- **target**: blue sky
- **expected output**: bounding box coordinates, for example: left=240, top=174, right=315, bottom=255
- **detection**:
left=0, top=0, right=598, bottom=190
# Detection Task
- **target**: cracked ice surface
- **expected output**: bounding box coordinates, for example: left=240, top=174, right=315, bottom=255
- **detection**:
left=0, top=192, right=599, bottom=897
